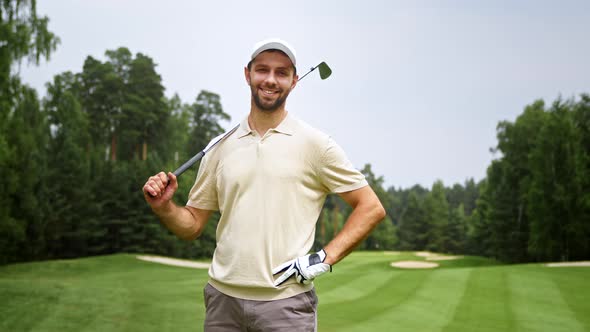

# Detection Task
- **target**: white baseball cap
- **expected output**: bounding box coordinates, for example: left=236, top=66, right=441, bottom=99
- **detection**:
left=250, top=38, right=297, bottom=67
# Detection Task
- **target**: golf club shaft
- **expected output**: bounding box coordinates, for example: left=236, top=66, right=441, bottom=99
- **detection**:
left=172, top=151, right=204, bottom=177
left=148, top=125, right=238, bottom=197
left=298, top=65, right=319, bottom=81
left=173, top=124, right=240, bottom=177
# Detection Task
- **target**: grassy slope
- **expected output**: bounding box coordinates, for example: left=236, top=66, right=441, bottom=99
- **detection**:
left=1, top=253, right=588, bottom=332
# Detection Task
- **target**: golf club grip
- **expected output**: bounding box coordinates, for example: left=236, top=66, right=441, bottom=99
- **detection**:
left=173, top=150, right=205, bottom=177
left=148, top=150, right=206, bottom=197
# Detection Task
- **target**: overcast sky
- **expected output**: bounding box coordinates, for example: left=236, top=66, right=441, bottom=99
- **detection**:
left=19, top=0, right=590, bottom=189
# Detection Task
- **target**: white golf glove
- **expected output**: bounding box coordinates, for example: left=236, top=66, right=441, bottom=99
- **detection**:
left=272, top=249, right=332, bottom=287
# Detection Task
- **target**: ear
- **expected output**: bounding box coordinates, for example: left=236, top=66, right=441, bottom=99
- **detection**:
left=290, top=74, right=298, bottom=91
left=244, top=66, right=251, bottom=85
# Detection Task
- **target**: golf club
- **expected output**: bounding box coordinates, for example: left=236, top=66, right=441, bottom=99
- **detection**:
left=298, top=61, right=332, bottom=81
left=174, top=61, right=331, bottom=177
left=149, top=61, right=332, bottom=197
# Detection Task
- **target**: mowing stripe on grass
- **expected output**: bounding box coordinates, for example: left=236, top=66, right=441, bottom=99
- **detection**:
left=318, top=270, right=403, bottom=305
left=317, top=269, right=432, bottom=332
left=509, top=267, right=585, bottom=332
left=315, top=259, right=390, bottom=295
left=337, top=268, right=471, bottom=332
left=0, top=255, right=207, bottom=332
left=0, top=280, right=63, bottom=332
left=442, top=266, right=515, bottom=332
left=551, top=268, right=590, bottom=331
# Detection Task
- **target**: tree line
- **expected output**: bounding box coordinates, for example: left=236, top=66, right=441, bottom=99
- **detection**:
left=1, top=1, right=588, bottom=265
left=377, top=96, right=589, bottom=263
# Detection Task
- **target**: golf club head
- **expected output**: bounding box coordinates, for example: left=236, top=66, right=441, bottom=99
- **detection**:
left=298, top=61, right=332, bottom=82
left=317, top=62, right=332, bottom=80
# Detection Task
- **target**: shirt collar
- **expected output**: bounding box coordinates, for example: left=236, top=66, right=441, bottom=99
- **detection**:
left=236, top=112, right=295, bottom=138
left=273, top=112, right=295, bottom=136
left=237, top=117, right=253, bottom=138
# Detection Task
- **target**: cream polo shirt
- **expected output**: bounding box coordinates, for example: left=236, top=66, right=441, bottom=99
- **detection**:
left=186, top=113, right=368, bottom=301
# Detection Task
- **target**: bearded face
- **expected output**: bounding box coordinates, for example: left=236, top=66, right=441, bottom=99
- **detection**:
left=246, top=50, right=297, bottom=113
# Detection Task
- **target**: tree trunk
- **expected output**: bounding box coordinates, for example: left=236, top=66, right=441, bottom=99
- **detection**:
left=110, top=133, right=117, bottom=161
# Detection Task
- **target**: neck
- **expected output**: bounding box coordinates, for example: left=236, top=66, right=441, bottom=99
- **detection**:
left=248, top=107, right=288, bottom=136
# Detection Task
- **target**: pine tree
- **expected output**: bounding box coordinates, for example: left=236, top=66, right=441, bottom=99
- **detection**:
left=424, top=180, right=449, bottom=252
left=397, top=191, right=428, bottom=250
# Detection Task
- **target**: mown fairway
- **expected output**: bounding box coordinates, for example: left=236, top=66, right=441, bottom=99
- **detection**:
left=1, top=252, right=588, bottom=332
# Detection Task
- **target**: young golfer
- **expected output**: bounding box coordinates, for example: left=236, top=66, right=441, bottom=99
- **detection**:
left=143, top=38, right=386, bottom=331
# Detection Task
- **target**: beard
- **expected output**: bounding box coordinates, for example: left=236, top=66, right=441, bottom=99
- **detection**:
left=251, top=85, right=290, bottom=113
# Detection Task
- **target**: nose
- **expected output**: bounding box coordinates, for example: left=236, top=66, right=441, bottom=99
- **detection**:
left=263, top=70, right=278, bottom=86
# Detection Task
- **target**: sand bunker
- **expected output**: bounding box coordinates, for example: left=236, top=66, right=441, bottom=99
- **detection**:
left=545, top=261, right=590, bottom=267
left=414, top=251, right=462, bottom=261
left=391, top=261, right=439, bottom=269
left=427, top=255, right=463, bottom=261
left=383, top=251, right=401, bottom=255
left=414, top=251, right=436, bottom=258
left=136, top=255, right=210, bottom=269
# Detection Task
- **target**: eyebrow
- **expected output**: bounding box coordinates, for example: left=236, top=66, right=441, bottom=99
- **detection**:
left=253, top=63, right=293, bottom=73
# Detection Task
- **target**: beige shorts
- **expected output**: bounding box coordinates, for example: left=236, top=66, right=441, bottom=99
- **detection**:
left=203, top=283, right=318, bottom=332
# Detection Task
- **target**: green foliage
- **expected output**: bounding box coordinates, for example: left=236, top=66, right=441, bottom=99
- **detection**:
left=1, top=43, right=231, bottom=263
left=471, top=96, right=590, bottom=262
left=0, top=0, right=58, bottom=263
left=445, top=204, right=467, bottom=253
left=2, top=83, right=50, bottom=262
left=397, top=191, right=428, bottom=250
left=0, top=0, right=59, bottom=112
left=446, top=178, right=478, bottom=216
left=187, top=90, right=231, bottom=156
left=385, top=178, right=486, bottom=255
left=368, top=215, right=397, bottom=250
left=424, top=180, right=450, bottom=252
left=526, top=98, right=590, bottom=261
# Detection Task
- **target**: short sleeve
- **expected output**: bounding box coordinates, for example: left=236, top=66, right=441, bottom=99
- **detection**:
left=186, top=152, right=219, bottom=211
left=317, top=137, right=368, bottom=193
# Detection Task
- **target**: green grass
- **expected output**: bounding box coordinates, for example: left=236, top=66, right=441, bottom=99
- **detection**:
left=1, top=252, right=588, bottom=332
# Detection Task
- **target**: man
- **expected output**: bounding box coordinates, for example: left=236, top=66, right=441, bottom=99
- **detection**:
left=143, top=38, right=386, bottom=331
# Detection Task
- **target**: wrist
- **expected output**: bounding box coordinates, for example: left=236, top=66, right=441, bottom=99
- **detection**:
left=319, top=249, right=333, bottom=272
left=321, top=248, right=336, bottom=266
left=152, top=200, right=176, bottom=216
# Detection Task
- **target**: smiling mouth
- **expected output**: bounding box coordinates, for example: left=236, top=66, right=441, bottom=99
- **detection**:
left=260, top=88, right=279, bottom=97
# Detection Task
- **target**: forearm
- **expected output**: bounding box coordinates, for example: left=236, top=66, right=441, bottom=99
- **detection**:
left=152, top=202, right=203, bottom=241
left=324, top=200, right=385, bottom=265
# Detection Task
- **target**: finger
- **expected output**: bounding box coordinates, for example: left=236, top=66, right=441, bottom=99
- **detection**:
left=152, top=178, right=165, bottom=194
left=157, top=172, right=169, bottom=188
left=297, top=273, right=307, bottom=284
left=146, top=176, right=165, bottom=196
left=272, top=260, right=295, bottom=275
left=167, top=172, right=178, bottom=191
left=150, top=175, right=164, bottom=191
left=274, top=267, right=296, bottom=287
left=143, top=183, right=159, bottom=198
left=301, top=276, right=312, bottom=285
left=144, top=171, right=169, bottom=198
left=290, top=262, right=304, bottom=283
left=145, top=176, right=162, bottom=193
